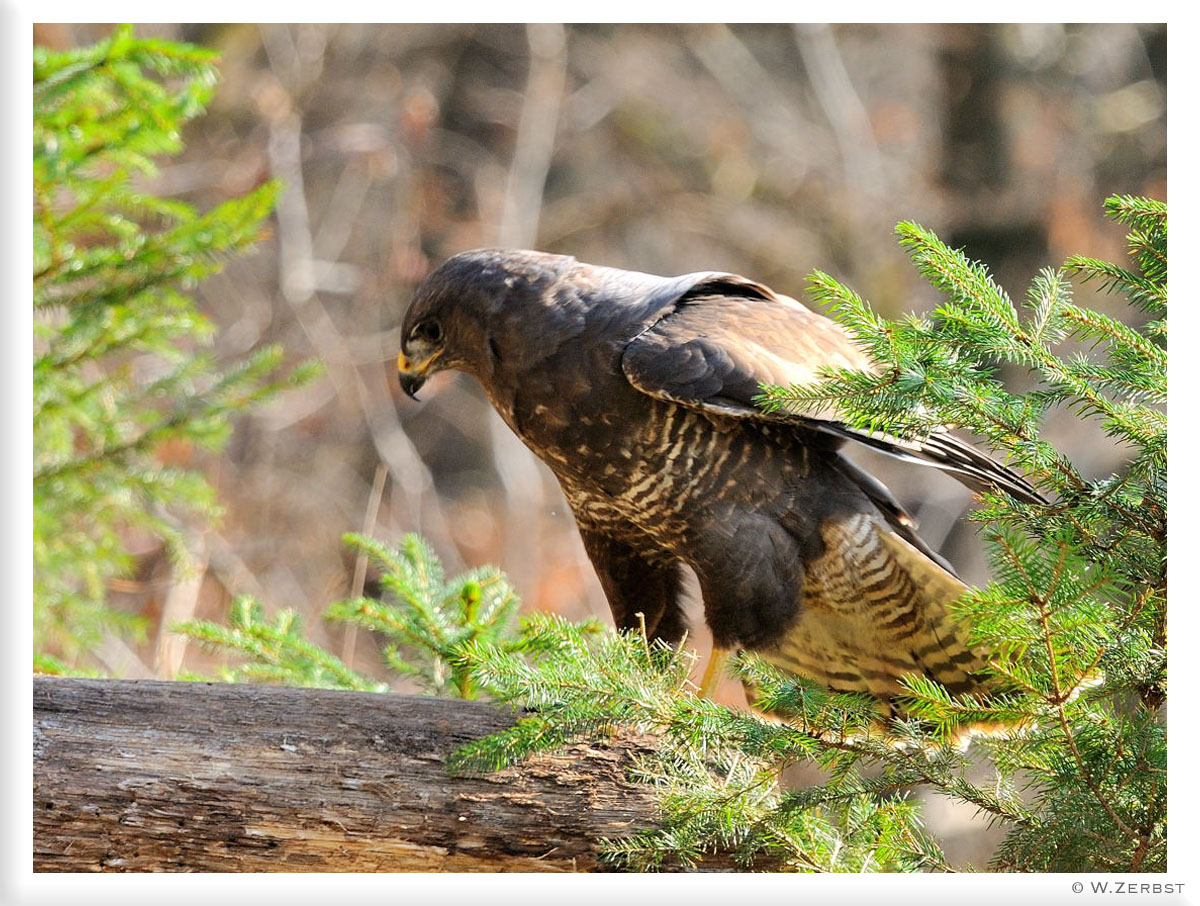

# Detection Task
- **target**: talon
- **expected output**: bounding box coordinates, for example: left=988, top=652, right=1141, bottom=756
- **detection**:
left=698, top=646, right=729, bottom=699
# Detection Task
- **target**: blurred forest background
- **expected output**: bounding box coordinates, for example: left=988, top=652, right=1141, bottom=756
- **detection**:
left=33, top=22, right=1165, bottom=866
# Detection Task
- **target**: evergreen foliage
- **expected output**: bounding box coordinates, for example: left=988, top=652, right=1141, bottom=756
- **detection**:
left=180, top=197, right=1164, bottom=872
left=451, top=624, right=951, bottom=871
left=184, top=535, right=937, bottom=870
left=33, top=25, right=316, bottom=662
left=177, top=533, right=582, bottom=700
left=325, top=533, right=543, bottom=699
left=176, top=596, right=388, bottom=692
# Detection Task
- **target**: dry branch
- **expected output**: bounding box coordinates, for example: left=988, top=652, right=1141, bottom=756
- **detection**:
left=33, top=676, right=672, bottom=872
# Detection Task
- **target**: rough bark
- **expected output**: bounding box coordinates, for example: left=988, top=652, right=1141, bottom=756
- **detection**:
left=33, top=676, right=670, bottom=872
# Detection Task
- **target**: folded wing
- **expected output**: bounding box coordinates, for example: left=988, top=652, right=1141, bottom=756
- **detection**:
left=621, top=277, right=1046, bottom=505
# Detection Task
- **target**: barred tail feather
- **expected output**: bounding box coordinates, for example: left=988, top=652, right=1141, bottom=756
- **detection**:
left=876, top=529, right=992, bottom=695
left=761, top=515, right=991, bottom=706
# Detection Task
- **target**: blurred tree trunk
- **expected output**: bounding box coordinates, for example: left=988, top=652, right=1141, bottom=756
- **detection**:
left=33, top=677, right=676, bottom=872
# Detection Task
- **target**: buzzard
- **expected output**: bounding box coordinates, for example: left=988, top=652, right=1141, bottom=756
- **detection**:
left=398, top=249, right=1042, bottom=702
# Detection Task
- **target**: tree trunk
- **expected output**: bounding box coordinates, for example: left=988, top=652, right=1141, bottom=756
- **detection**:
left=33, top=676, right=673, bottom=872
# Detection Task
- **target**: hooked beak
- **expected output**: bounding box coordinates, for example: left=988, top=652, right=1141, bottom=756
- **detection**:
left=399, top=371, right=425, bottom=400
left=397, top=349, right=439, bottom=400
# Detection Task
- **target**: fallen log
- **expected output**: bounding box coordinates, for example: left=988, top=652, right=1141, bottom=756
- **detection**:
left=33, top=676, right=669, bottom=872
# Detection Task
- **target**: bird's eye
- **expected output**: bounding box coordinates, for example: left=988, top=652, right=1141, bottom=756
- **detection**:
left=409, top=319, right=443, bottom=344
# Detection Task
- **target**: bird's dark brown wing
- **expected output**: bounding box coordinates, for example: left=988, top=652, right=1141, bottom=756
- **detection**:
left=623, top=282, right=870, bottom=422
left=621, top=280, right=1045, bottom=504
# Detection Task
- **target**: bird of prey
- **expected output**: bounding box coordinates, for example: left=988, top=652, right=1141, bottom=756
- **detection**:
left=397, top=249, right=1042, bottom=703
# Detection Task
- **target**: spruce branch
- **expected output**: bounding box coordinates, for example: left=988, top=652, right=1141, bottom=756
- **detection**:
left=33, top=26, right=317, bottom=662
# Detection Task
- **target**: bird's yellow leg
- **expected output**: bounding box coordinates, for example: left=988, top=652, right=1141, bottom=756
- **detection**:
left=698, top=646, right=730, bottom=699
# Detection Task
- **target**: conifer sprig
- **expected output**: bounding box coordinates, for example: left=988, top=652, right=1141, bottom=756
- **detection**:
left=177, top=597, right=387, bottom=692
left=33, top=26, right=316, bottom=662
left=177, top=533, right=568, bottom=702
left=325, top=533, right=533, bottom=699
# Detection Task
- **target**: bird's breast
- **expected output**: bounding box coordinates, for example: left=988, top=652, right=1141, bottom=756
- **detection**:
left=525, top=395, right=802, bottom=541
left=492, top=354, right=818, bottom=548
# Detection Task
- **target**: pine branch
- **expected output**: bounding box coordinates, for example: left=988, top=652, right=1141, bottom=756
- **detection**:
left=33, top=26, right=317, bottom=663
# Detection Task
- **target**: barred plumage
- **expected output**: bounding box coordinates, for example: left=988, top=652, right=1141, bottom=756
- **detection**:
left=766, top=516, right=989, bottom=700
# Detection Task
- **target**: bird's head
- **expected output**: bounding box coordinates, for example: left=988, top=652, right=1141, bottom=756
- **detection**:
left=396, top=307, right=448, bottom=401
left=398, top=248, right=576, bottom=399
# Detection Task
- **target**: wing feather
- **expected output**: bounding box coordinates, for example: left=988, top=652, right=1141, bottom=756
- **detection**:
left=621, top=280, right=1046, bottom=504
